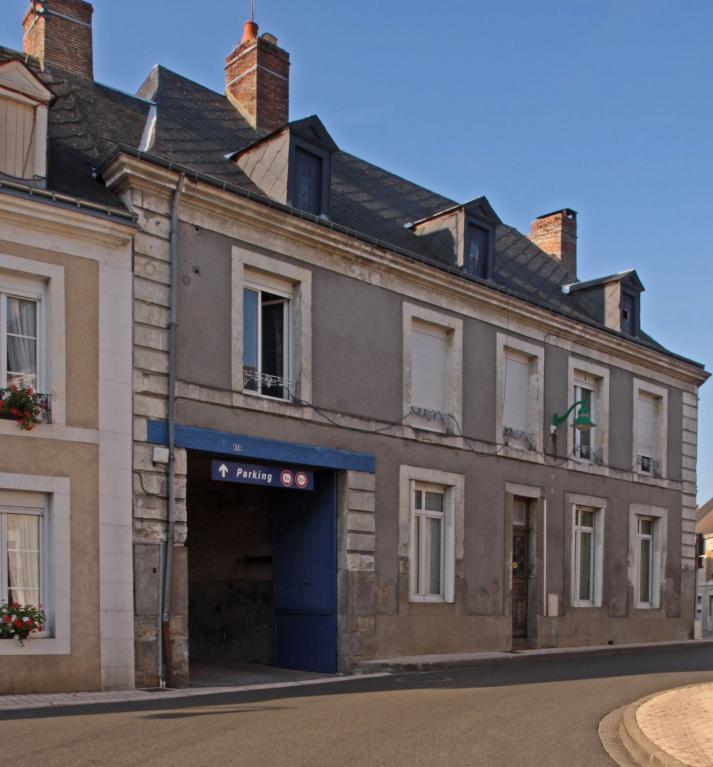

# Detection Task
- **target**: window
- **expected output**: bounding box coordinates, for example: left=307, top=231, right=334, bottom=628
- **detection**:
left=496, top=334, right=544, bottom=453
left=567, top=360, right=609, bottom=467
left=628, top=504, right=666, bottom=610
left=573, top=383, right=595, bottom=461
left=232, top=248, right=312, bottom=405
left=503, top=350, right=531, bottom=449
left=636, top=516, right=654, bottom=607
left=411, top=320, right=448, bottom=417
left=2, top=294, right=39, bottom=389
left=636, top=392, right=659, bottom=475
left=412, top=484, right=446, bottom=599
left=0, top=61, right=51, bottom=183
left=621, top=291, right=638, bottom=336
left=573, top=508, right=596, bottom=604
left=568, top=495, right=605, bottom=608
left=466, top=223, right=491, bottom=279
left=400, top=465, right=462, bottom=605
left=293, top=147, right=323, bottom=216
left=0, top=493, right=46, bottom=614
left=403, top=304, right=463, bottom=434
left=242, top=280, right=291, bottom=400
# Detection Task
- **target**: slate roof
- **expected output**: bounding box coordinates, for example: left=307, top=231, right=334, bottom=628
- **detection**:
left=0, top=46, right=695, bottom=363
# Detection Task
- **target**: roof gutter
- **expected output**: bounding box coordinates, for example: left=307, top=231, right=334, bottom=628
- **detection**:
left=95, top=145, right=707, bottom=374
left=0, top=176, right=137, bottom=222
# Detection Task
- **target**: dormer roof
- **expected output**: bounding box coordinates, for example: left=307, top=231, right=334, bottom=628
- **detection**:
left=0, top=59, right=52, bottom=104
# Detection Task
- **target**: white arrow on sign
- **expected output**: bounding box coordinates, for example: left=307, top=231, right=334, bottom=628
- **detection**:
left=218, top=464, right=229, bottom=478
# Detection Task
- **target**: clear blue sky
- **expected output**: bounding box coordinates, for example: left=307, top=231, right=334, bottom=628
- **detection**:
left=3, top=1, right=712, bottom=500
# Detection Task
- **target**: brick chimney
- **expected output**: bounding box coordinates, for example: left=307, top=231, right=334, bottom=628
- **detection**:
left=225, top=21, right=290, bottom=133
left=23, top=0, right=94, bottom=80
left=528, top=208, right=578, bottom=276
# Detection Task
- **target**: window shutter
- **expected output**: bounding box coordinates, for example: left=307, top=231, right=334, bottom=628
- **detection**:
left=503, top=353, right=530, bottom=433
left=411, top=321, right=448, bottom=414
left=0, top=96, right=35, bottom=179
left=637, top=393, right=658, bottom=459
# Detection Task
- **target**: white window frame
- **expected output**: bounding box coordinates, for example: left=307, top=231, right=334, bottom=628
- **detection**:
left=0, top=256, right=65, bottom=427
left=567, top=494, right=606, bottom=608
left=411, top=482, right=447, bottom=601
left=496, top=333, right=544, bottom=453
left=231, top=246, right=312, bottom=404
left=567, top=358, right=609, bottom=467
left=399, top=465, right=464, bottom=604
left=0, top=474, right=70, bottom=656
left=242, top=274, right=292, bottom=401
left=628, top=503, right=667, bottom=610
left=632, top=379, right=668, bottom=479
left=0, top=277, right=46, bottom=393
left=403, top=303, right=463, bottom=434
left=0, top=495, right=48, bottom=633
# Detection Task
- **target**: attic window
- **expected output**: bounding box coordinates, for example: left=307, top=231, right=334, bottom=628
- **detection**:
left=465, top=222, right=493, bottom=280
left=288, top=138, right=331, bottom=218
left=0, top=61, right=51, bottom=185
left=621, top=290, right=639, bottom=336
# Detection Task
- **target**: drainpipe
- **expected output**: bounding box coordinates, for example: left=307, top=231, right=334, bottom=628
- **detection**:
left=542, top=498, right=548, bottom=617
left=160, top=172, right=186, bottom=687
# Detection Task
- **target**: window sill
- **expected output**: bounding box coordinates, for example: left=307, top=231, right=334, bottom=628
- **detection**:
left=409, top=595, right=449, bottom=604
left=242, top=389, right=293, bottom=405
left=0, top=635, right=69, bottom=655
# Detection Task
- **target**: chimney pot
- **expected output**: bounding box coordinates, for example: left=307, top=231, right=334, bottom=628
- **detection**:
left=240, top=20, right=259, bottom=45
left=226, top=21, right=290, bottom=133
left=528, top=208, right=578, bottom=277
left=23, top=0, right=94, bottom=80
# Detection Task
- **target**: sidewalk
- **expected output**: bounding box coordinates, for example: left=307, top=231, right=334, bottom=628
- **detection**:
left=600, top=683, right=713, bottom=767
left=1, top=639, right=710, bottom=713
left=355, top=638, right=713, bottom=673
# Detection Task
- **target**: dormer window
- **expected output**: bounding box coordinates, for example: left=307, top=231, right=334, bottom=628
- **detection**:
left=232, top=116, right=336, bottom=219
left=293, top=146, right=324, bottom=216
left=621, top=290, right=638, bottom=336
left=466, top=222, right=493, bottom=280
left=0, top=61, right=52, bottom=185
left=288, top=139, right=330, bottom=217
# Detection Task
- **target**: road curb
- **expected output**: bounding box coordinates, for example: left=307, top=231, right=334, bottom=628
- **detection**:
left=355, top=640, right=713, bottom=674
left=599, top=686, right=709, bottom=767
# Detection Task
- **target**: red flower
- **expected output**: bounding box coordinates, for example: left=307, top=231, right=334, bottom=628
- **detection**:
left=10, top=407, right=18, bottom=416
left=26, top=387, right=33, bottom=396
left=2, top=615, right=10, bottom=624
left=14, top=619, right=23, bottom=629
left=38, top=625, right=44, bottom=632
left=10, top=603, right=19, bottom=610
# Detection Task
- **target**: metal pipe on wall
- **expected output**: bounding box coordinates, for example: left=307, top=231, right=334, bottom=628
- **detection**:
left=160, top=172, right=186, bottom=687
left=543, top=498, right=548, bottom=617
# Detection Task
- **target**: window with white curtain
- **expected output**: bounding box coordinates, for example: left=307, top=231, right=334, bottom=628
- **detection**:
left=503, top=350, right=530, bottom=448
left=411, top=320, right=448, bottom=416
left=0, top=276, right=44, bottom=393
left=411, top=483, right=446, bottom=600
left=0, top=493, right=46, bottom=612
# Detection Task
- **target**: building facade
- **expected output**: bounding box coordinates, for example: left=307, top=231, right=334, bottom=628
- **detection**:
left=696, top=500, right=713, bottom=637
left=0, top=11, right=136, bottom=693
left=0, top=1, right=708, bottom=692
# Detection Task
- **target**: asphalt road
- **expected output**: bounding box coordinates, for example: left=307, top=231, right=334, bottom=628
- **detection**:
left=4, top=646, right=713, bottom=766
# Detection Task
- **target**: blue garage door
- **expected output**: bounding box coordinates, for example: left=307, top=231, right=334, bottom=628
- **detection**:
left=272, top=471, right=337, bottom=673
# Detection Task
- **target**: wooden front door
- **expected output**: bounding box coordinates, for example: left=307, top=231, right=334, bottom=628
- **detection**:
left=511, top=528, right=529, bottom=638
